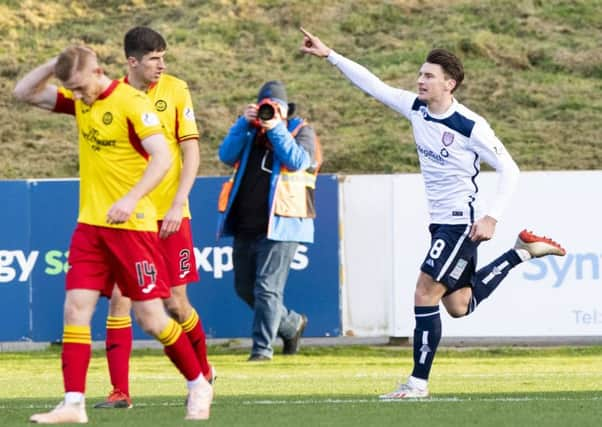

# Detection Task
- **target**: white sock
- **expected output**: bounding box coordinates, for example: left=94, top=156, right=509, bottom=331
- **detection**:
left=187, top=374, right=207, bottom=390
left=515, top=248, right=532, bottom=262
left=408, top=376, right=428, bottom=390
left=64, top=392, right=84, bottom=405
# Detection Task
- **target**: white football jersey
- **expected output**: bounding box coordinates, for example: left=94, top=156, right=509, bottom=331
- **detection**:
left=328, top=51, right=519, bottom=224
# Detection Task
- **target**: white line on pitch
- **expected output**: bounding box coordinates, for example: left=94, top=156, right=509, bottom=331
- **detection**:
left=4, top=395, right=602, bottom=410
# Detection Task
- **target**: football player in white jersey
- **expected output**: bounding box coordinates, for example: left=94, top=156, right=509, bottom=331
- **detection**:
left=300, top=28, right=566, bottom=399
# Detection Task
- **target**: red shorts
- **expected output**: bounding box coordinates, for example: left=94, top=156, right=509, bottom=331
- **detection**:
left=66, top=223, right=170, bottom=300
left=158, top=217, right=199, bottom=287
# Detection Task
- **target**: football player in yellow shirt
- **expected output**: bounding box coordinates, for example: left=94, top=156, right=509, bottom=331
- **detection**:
left=93, top=27, right=214, bottom=410
left=13, top=45, right=212, bottom=423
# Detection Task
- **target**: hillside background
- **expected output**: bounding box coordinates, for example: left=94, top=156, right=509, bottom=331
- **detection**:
left=1, top=0, right=601, bottom=178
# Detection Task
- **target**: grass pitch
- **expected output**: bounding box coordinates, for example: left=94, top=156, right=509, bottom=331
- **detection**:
left=1, top=344, right=601, bottom=426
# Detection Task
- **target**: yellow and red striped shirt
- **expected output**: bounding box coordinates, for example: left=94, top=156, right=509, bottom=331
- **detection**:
left=54, top=81, right=164, bottom=231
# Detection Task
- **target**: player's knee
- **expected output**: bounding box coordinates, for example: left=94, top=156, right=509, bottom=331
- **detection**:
left=132, top=301, right=167, bottom=335
left=442, top=296, right=470, bottom=318
left=108, top=295, right=132, bottom=317
left=414, top=287, right=441, bottom=306
left=63, top=293, right=95, bottom=324
left=447, top=308, right=467, bottom=318
left=63, top=302, right=83, bottom=324
left=165, top=298, right=187, bottom=322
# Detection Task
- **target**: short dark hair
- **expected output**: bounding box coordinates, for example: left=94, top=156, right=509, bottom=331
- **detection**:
left=426, top=48, right=464, bottom=93
left=124, top=26, right=167, bottom=59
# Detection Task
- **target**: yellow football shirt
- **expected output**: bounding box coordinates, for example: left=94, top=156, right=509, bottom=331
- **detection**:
left=54, top=80, right=164, bottom=231
left=122, top=74, right=199, bottom=219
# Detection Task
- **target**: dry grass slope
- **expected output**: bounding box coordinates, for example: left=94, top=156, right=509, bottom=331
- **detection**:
left=1, top=0, right=601, bottom=178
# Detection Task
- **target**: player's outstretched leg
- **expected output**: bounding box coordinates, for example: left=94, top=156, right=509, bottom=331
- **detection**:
left=514, top=229, right=566, bottom=258
left=466, top=229, right=566, bottom=314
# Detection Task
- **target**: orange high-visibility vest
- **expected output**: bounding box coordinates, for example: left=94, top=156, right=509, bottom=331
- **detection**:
left=218, top=119, right=322, bottom=219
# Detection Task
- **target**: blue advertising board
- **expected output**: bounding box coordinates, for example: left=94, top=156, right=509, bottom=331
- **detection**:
left=0, top=181, right=31, bottom=341
left=0, top=175, right=340, bottom=342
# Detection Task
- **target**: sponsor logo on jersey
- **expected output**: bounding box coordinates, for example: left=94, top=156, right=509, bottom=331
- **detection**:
left=82, top=127, right=116, bottom=150
left=442, top=131, right=455, bottom=146
left=452, top=211, right=464, bottom=217
left=155, top=99, right=167, bottom=112
left=440, top=148, right=449, bottom=158
left=417, top=144, right=446, bottom=165
left=142, top=112, right=160, bottom=126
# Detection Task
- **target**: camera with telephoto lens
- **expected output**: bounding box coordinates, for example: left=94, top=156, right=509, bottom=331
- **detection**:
left=257, top=99, right=279, bottom=121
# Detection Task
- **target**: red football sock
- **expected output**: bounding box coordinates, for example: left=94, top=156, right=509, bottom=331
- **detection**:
left=158, top=319, right=201, bottom=381
left=181, top=309, right=211, bottom=377
left=105, top=316, right=132, bottom=395
left=62, top=325, right=92, bottom=393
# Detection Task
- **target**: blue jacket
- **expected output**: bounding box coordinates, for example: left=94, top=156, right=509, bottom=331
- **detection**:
left=216, top=116, right=316, bottom=243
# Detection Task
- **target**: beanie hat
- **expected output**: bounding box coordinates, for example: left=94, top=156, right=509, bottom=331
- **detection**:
left=257, top=80, right=296, bottom=116
left=257, top=80, right=287, bottom=103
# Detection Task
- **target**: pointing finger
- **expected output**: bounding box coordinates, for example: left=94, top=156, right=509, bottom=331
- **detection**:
left=299, top=27, right=313, bottom=39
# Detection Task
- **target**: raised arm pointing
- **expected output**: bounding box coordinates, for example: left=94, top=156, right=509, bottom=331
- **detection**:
left=299, top=27, right=331, bottom=58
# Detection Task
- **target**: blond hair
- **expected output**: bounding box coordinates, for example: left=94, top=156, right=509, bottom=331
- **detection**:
left=55, top=46, right=97, bottom=82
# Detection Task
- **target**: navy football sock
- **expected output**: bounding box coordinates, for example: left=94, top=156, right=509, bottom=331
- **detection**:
left=467, top=249, right=522, bottom=314
left=411, top=306, right=441, bottom=381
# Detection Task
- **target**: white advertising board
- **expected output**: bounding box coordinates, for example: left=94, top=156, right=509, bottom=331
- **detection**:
left=341, top=171, right=602, bottom=337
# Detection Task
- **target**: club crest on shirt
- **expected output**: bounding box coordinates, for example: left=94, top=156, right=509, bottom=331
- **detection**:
left=102, top=112, right=113, bottom=125
left=442, top=131, right=455, bottom=146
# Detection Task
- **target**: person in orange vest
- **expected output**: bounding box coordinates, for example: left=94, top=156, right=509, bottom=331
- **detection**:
left=217, top=81, right=321, bottom=361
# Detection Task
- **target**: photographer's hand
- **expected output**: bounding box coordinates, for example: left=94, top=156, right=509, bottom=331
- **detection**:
left=243, top=103, right=258, bottom=123
left=300, top=27, right=331, bottom=58
left=261, top=105, right=284, bottom=130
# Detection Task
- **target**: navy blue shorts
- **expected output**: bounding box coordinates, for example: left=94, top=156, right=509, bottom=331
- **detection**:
left=420, top=224, right=479, bottom=292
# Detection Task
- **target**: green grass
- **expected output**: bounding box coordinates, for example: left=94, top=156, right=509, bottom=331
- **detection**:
left=1, top=0, right=602, bottom=178
left=1, top=345, right=602, bottom=426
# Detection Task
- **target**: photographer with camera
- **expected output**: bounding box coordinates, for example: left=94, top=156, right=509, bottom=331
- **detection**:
left=217, top=81, right=319, bottom=361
